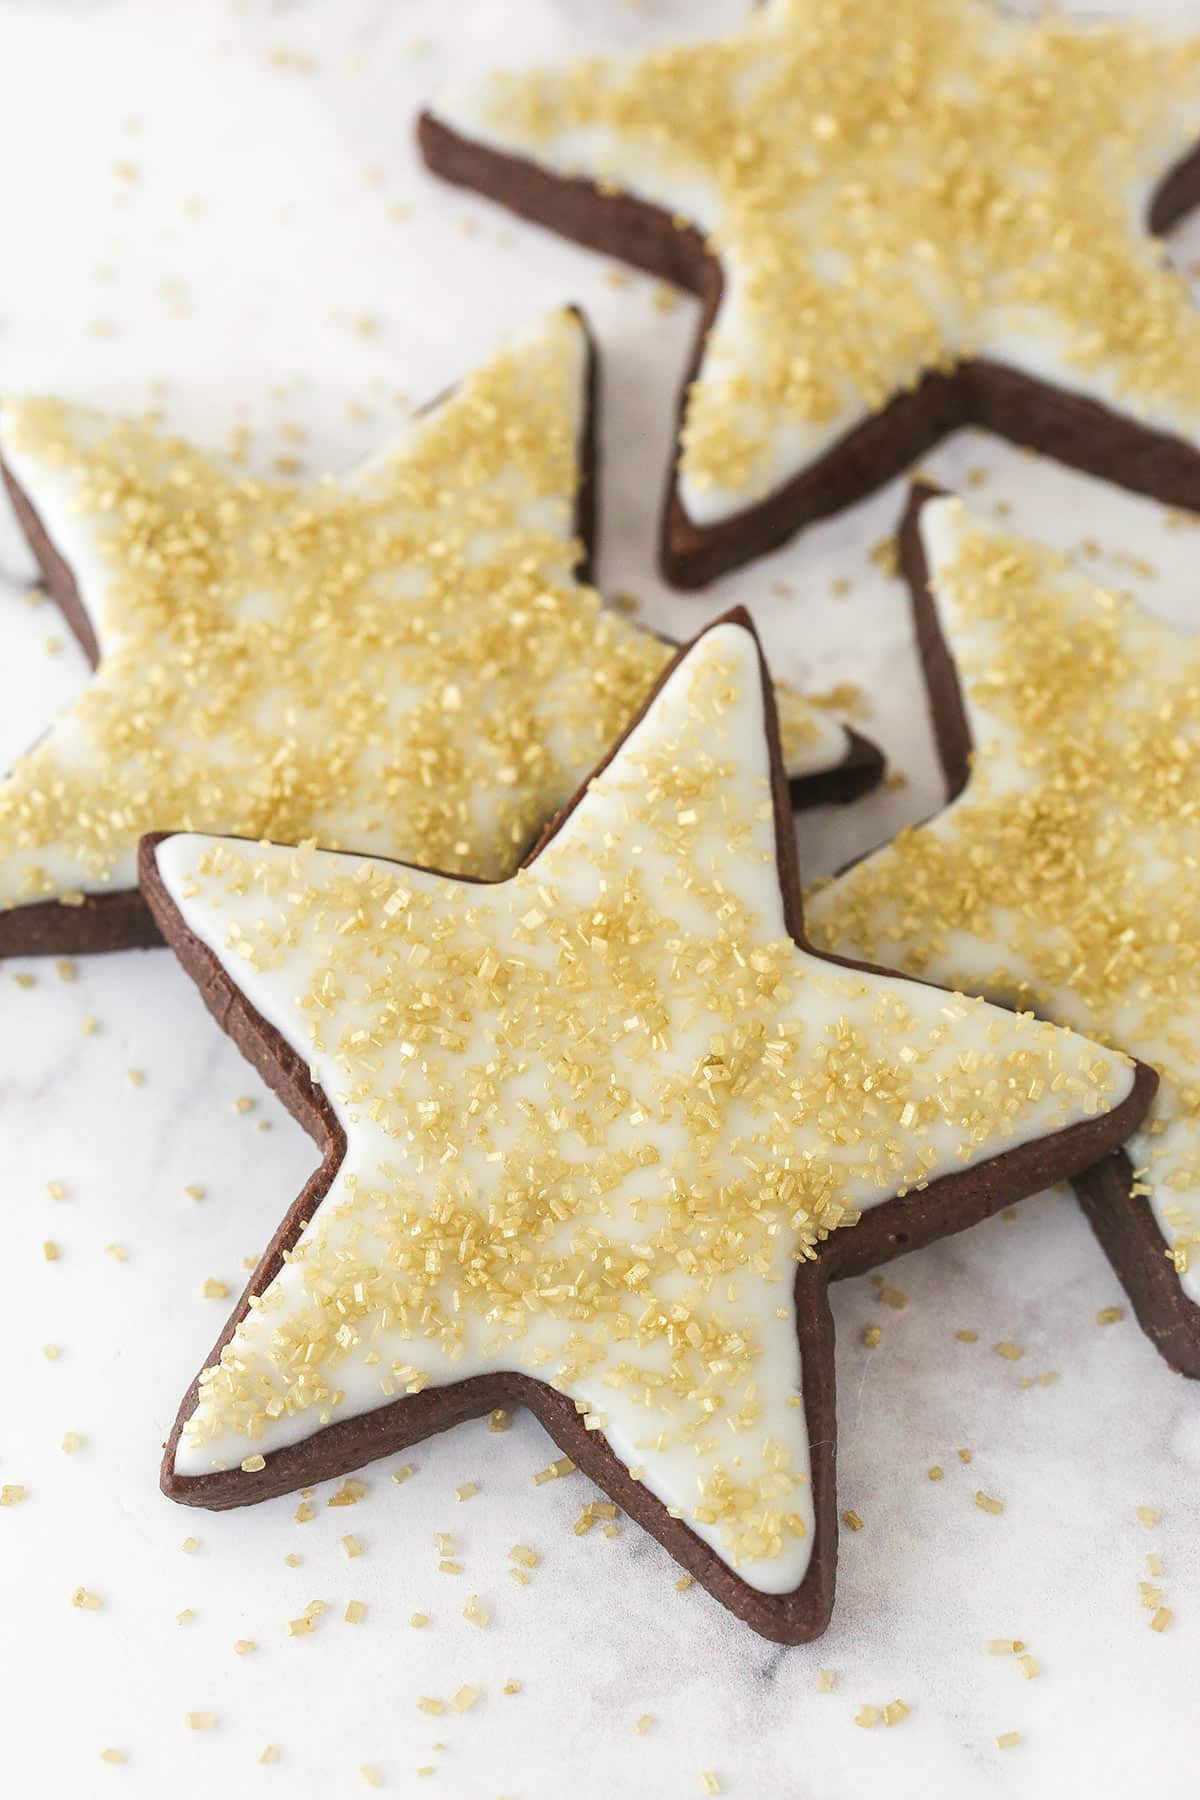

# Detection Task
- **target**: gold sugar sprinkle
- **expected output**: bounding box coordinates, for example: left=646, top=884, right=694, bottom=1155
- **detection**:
left=1017, top=1654, right=1039, bottom=1680
left=1136, top=1506, right=1161, bottom=1528
left=816, top=1669, right=836, bottom=1693
left=45, top=1181, right=67, bottom=1201
left=181, top=1537, right=199, bottom=1553
left=184, top=1713, right=215, bottom=1731
left=1146, top=1552, right=1164, bottom=1578
left=455, top=1482, right=480, bottom=1502
left=106, top=1244, right=129, bottom=1262
left=56, top=959, right=76, bottom=982
left=841, top=1510, right=864, bottom=1532
left=259, top=1746, right=278, bottom=1765
left=451, top=1685, right=480, bottom=1714
left=1, top=1484, right=26, bottom=1505
left=438, top=1560, right=464, bottom=1576
left=416, top=1698, right=445, bottom=1717
left=294, top=1501, right=315, bottom=1524
left=184, top=1185, right=205, bottom=1202
left=862, top=1325, right=881, bottom=1348
left=61, top=1432, right=82, bottom=1454
left=975, top=1492, right=1004, bottom=1516
left=956, top=1329, right=978, bottom=1343
left=345, top=1600, right=367, bottom=1624
left=392, top=1464, right=416, bottom=1485
left=341, top=1535, right=365, bottom=1558
left=634, top=1714, right=655, bottom=1733
left=463, top=1594, right=490, bottom=1628
left=43, top=1344, right=61, bottom=1361
left=329, top=1479, right=369, bottom=1507
left=283, top=1553, right=302, bottom=1568
left=1096, top=1306, right=1124, bottom=1326
left=488, top=1408, right=511, bottom=1432
left=43, top=1241, right=59, bottom=1262
left=995, top=1732, right=1021, bottom=1751
left=234, top=1639, right=255, bottom=1656
left=241, top=1454, right=265, bottom=1473
left=993, top=1341, right=1022, bottom=1361
left=176, top=1609, right=194, bottom=1625
left=361, top=1769, right=383, bottom=1790
left=509, top=1545, right=539, bottom=1569
left=288, top=1617, right=313, bottom=1637
left=99, top=1748, right=126, bottom=1765
left=883, top=1701, right=910, bottom=1727
left=202, top=1278, right=229, bottom=1300
left=532, top=1457, right=576, bottom=1486
left=958, top=1449, right=973, bottom=1465
left=988, top=1639, right=1025, bottom=1656
left=700, top=1775, right=720, bottom=1796
left=410, top=1612, right=430, bottom=1628
left=675, top=1575, right=694, bottom=1591
left=503, top=1680, right=522, bottom=1695
left=928, top=1466, right=944, bottom=1482
left=854, top=1706, right=879, bottom=1730
left=71, top=1587, right=102, bottom=1610
left=1150, top=1606, right=1174, bottom=1632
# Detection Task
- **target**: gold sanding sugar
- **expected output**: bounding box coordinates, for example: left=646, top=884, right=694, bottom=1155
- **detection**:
left=345, top=1601, right=367, bottom=1624
left=482, top=4, right=1200, bottom=507
left=995, top=1732, right=1021, bottom=1750
left=975, top=1491, right=1004, bottom=1516
left=0, top=338, right=823, bottom=910
left=155, top=635, right=1121, bottom=1575
left=811, top=509, right=1200, bottom=1293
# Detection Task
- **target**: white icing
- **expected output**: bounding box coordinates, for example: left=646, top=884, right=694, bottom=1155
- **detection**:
left=0, top=310, right=847, bottom=906
left=433, top=5, right=1200, bottom=529
left=810, top=496, right=1200, bottom=1307
left=158, top=622, right=1133, bottom=1593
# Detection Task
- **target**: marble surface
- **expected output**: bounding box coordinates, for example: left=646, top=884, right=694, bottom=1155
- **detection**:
left=0, top=2, right=1197, bottom=1795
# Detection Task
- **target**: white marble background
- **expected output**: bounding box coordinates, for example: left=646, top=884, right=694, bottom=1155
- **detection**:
left=0, top=2, right=1198, bottom=1795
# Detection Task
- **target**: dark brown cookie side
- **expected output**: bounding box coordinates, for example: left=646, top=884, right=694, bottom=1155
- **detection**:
left=141, top=607, right=1155, bottom=1644
left=418, top=112, right=1200, bottom=589
left=898, top=482, right=1200, bottom=1378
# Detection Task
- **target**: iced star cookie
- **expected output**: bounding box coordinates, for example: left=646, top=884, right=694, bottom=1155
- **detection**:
left=140, top=614, right=1153, bottom=1643
left=808, top=489, right=1200, bottom=1378
left=421, top=0, right=1200, bottom=587
left=0, top=309, right=878, bottom=959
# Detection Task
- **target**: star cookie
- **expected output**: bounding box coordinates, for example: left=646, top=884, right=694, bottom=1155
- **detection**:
left=140, top=613, right=1152, bottom=1642
left=422, top=0, right=1200, bottom=587
left=808, top=488, right=1200, bottom=1378
left=0, top=309, right=878, bottom=959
